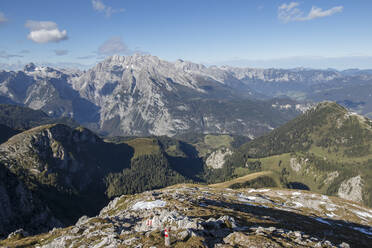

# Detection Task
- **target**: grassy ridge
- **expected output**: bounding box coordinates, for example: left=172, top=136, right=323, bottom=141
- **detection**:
left=225, top=102, right=372, bottom=207
left=209, top=171, right=277, bottom=188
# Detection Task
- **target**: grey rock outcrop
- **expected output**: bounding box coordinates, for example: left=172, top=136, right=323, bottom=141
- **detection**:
left=338, top=175, right=364, bottom=203
left=206, top=148, right=233, bottom=169
left=7, top=186, right=369, bottom=247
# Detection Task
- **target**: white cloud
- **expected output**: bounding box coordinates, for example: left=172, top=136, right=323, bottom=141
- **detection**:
left=98, top=37, right=130, bottom=55
left=92, top=0, right=106, bottom=11
left=279, top=2, right=300, bottom=11
left=92, top=0, right=124, bottom=17
left=25, top=20, right=68, bottom=43
left=278, top=2, right=302, bottom=22
left=307, top=6, right=343, bottom=20
left=27, top=29, right=68, bottom=43
left=278, top=2, right=343, bottom=23
left=54, top=49, right=69, bottom=56
left=0, top=12, right=8, bottom=24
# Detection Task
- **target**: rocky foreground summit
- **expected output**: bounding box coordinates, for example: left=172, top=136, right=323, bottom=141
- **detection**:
left=1, top=185, right=371, bottom=247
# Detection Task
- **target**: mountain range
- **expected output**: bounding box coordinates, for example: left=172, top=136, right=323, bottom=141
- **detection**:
left=5, top=54, right=372, bottom=138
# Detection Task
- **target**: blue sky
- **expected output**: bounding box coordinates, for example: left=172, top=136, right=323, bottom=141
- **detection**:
left=0, top=0, right=372, bottom=69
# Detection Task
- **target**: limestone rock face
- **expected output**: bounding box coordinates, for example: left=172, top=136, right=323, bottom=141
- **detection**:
left=338, top=175, right=364, bottom=203
left=290, top=157, right=303, bottom=172
left=206, top=148, right=233, bottom=169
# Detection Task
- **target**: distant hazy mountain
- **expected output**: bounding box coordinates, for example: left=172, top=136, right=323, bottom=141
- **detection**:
left=222, top=66, right=372, bottom=118
left=0, top=64, right=98, bottom=124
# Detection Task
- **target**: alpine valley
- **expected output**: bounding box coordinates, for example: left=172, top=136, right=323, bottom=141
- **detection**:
left=0, top=55, right=371, bottom=247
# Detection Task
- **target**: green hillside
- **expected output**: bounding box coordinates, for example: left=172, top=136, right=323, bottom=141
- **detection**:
left=209, top=170, right=279, bottom=189
left=174, top=132, right=250, bottom=157
left=225, top=102, right=372, bottom=207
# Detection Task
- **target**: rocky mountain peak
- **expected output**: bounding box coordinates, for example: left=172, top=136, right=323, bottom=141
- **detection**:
left=23, top=63, right=36, bottom=72
left=97, top=54, right=208, bottom=75
left=311, top=101, right=372, bottom=127
left=174, top=58, right=206, bottom=72
left=312, top=101, right=347, bottom=113
left=23, top=64, right=62, bottom=79
left=99, top=54, right=162, bottom=69
left=0, top=124, right=101, bottom=176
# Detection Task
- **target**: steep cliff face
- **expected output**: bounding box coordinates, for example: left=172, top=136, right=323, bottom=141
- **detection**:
left=206, top=148, right=233, bottom=169
left=338, top=175, right=364, bottom=203
left=0, top=124, right=102, bottom=187
left=0, top=164, right=61, bottom=238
